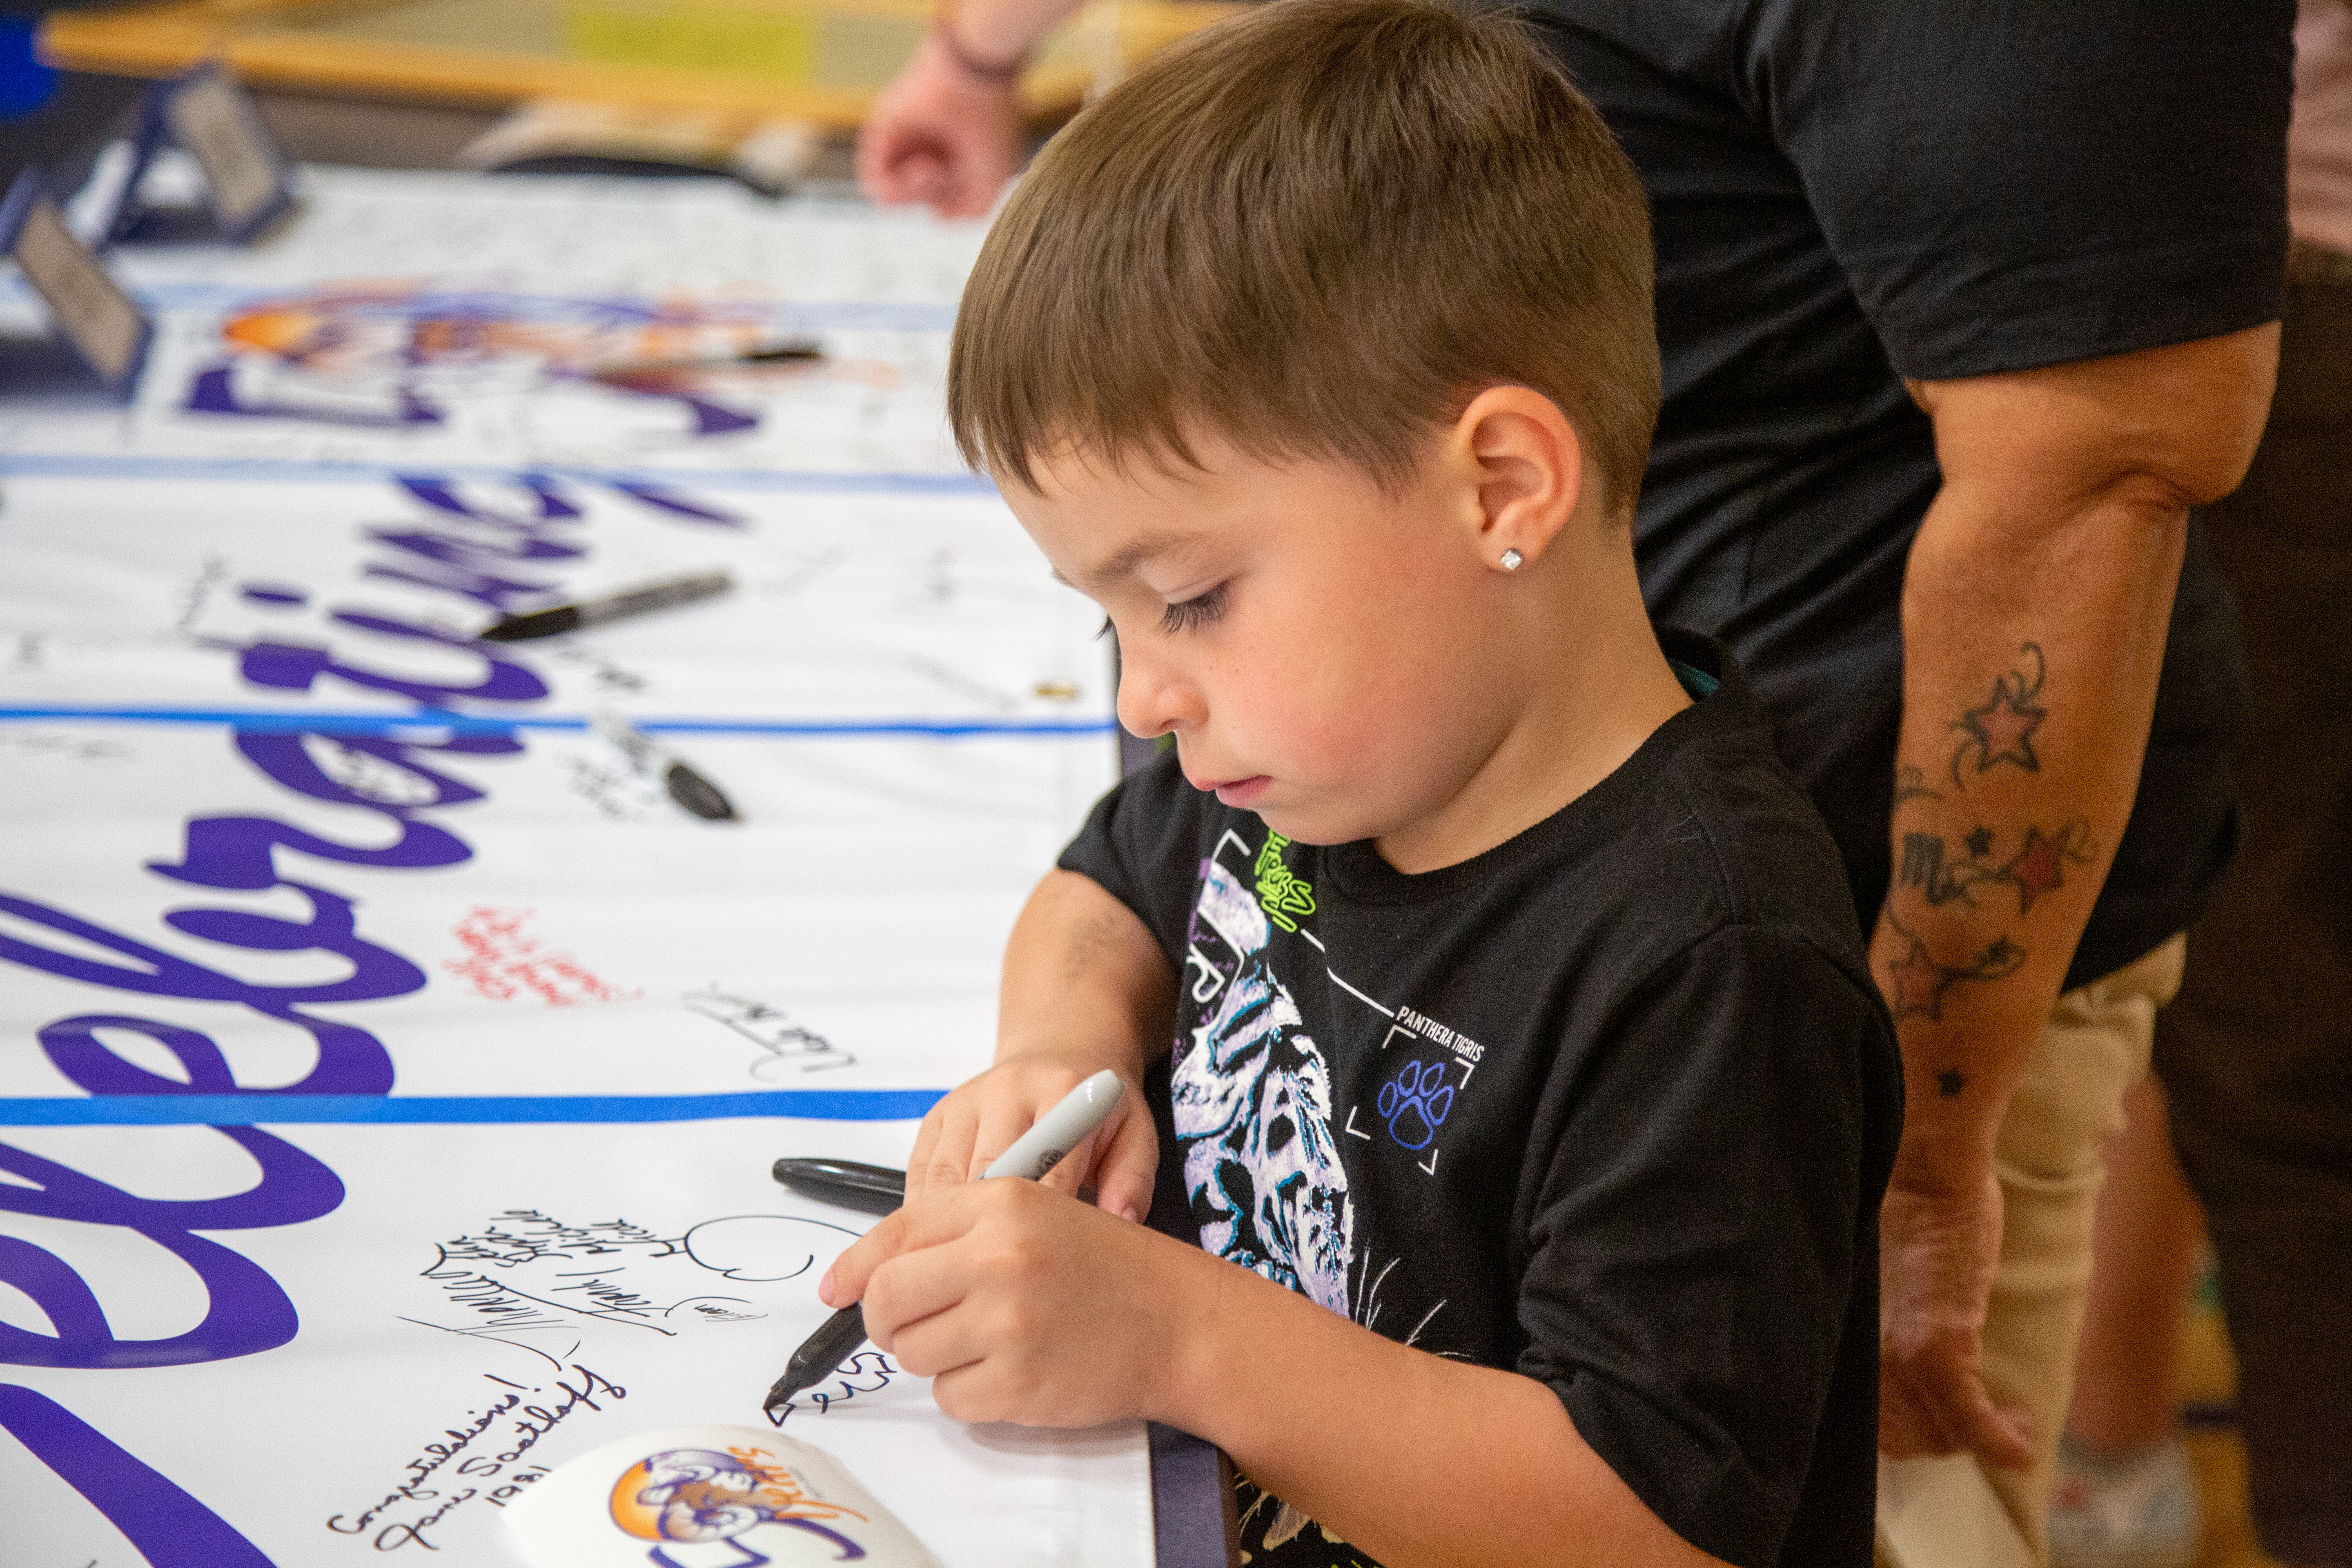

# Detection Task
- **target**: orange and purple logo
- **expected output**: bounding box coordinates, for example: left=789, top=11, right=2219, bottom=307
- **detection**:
left=610, top=1445, right=868, bottom=1565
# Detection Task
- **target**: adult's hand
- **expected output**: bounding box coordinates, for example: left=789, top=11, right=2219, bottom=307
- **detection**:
left=856, top=27, right=1028, bottom=216
left=1878, top=1166, right=2034, bottom=1467
left=1872, top=323, right=2277, bottom=1468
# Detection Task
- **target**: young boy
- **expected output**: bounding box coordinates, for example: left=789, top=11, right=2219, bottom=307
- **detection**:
left=820, top=3, right=1902, bottom=1564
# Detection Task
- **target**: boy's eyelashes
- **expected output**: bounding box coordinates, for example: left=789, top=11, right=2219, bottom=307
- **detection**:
left=1090, top=585, right=1230, bottom=644
left=1157, top=583, right=1230, bottom=636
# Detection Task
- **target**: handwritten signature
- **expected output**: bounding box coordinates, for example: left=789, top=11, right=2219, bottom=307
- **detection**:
left=444, top=905, right=639, bottom=1006
left=766, top=1349, right=898, bottom=1425
left=685, top=985, right=854, bottom=1077
left=325, top=1363, right=624, bottom=1551
left=404, top=1210, right=868, bottom=1356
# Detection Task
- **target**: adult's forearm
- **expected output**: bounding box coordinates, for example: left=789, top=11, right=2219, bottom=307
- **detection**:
left=1873, top=481, right=2189, bottom=1183
left=995, top=867, right=1174, bottom=1073
left=1874, top=327, right=2277, bottom=1187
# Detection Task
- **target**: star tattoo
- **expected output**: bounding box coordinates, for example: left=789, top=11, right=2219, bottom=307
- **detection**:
left=1965, top=825, right=1995, bottom=860
left=1951, top=642, right=2049, bottom=785
left=1884, top=922, right=2030, bottom=1022
left=1887, top=937, right=1953, bottom=1019
left=2000, top=820, right=2095, bottom=915
left=1936, top=1068, right=1968, bottom=1097
left=1976, top=935, right=2025, bottom=970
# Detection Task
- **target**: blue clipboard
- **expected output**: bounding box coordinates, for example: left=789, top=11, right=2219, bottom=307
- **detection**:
left=1, top=167, right=155, bottom=399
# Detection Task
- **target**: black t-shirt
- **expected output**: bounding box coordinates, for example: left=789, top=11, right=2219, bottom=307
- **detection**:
left=1060, top=636, right=1903, bottom=1568
left=1516, top=1, right=2294, bottom=987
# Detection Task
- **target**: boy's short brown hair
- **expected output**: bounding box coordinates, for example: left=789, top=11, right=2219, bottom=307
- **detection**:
left=948, top=0, right=1660, bottom=514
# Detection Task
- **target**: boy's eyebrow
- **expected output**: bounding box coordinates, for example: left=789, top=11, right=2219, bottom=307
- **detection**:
left=1049, top=530, right=1198, bottom=595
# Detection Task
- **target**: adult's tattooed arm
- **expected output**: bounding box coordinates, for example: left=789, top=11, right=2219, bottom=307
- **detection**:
left=1874, top=324, right=2277, bottom=1471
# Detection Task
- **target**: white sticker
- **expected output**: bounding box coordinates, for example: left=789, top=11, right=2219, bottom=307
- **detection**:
left=505, top=1424, right=948, bottom=1568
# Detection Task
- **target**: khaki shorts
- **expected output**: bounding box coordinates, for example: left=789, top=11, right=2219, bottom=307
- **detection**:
left=1979, top=934, right=2187, bottom=1564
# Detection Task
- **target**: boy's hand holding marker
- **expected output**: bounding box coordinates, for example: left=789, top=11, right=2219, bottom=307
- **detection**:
left=822, top=1170, right=1198, bottom=1429
left=899, top=1050, right=1156, bottom=1218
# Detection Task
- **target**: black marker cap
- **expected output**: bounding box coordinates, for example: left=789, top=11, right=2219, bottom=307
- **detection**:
left=479, top=606, right=580, bottom=642
left=772, top=1158, right=905, bottom=1216
left=665, top=763, right=737, bottom=822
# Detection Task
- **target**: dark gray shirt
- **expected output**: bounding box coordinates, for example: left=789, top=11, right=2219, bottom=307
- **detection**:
left=1520, top=0, right=2294, bottom=986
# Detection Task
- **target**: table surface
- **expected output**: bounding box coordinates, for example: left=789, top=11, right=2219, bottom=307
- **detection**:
left=0, top=159, right=1231, bottom=1567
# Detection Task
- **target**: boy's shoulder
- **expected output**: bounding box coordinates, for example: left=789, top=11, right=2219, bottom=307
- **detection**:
left=1326, top=627, right=1876, bottom=997
left=1610, top=628, right=1879, bottom=985
left=1065, top=629, right=1879, bottom=1015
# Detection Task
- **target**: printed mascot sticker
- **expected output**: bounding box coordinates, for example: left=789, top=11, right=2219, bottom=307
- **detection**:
left=610, top=1446, right=866, bottom=1565
left=502, top=1424, right=940, bottom=1568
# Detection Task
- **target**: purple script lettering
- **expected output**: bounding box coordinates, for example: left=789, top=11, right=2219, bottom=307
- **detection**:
left=0, top=1383, right=278, bottom=1564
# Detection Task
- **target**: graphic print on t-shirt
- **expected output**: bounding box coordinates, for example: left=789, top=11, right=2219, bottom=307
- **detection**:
left=1172, top=826, right=1492, bottom=1335
left=1174, top=826, right=1494, bottom=1568
left=1173, top=841, right=1356, bottom=1316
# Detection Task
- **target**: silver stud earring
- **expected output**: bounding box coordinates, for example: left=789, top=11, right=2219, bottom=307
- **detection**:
left=1499, top=548, right=1524, bottom=572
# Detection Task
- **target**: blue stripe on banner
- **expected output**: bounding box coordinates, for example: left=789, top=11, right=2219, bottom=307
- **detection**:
left=0, top=1091, right=949, bottom=1125
left=0, top=452, right=992, bottom=495
left=0, top=706, right=1116, bottom=738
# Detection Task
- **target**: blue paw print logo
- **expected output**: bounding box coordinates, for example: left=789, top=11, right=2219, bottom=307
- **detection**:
left=1376, top=1059, right=1454, bottom=1151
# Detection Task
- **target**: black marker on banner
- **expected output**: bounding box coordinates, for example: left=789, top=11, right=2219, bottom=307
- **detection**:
left=480, top=569, right=733, bottom=642
left=761, top=1070, right=1125, bottom=1419
left=772, top=1158, right=906, bottom=1216
left=589, top=338, right=826, bottom=379
left=0, top=169, right=154, bottom=399
left=591, top=708, right=739, bottom=822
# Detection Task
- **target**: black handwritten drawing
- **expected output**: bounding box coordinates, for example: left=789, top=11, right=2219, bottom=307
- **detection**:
left=684, top=1214, right=862, bottom=1283
left=904, top=653, right=1025, bottom=713
left=404, top=1209, right=860, bottom=1353
left=557, top=748, right=665, bottom=822
left=685, top=986, right=856, bottom=1077
left=174, top=554, right=230, bottom=633
left=765, top=1349, right=900, bottom=1425
left=544, top=642, right=650, bottom=694
left=0, top=730, right=132, bottom=765
left=303, top=733, right=445, bottom=806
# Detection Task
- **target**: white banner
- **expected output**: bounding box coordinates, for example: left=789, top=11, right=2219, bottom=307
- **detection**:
left=1, top=169, right=1140, bottom=1568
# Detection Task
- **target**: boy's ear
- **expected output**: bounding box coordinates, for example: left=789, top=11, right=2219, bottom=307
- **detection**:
left=1446, top=386, right=1586, bottom=571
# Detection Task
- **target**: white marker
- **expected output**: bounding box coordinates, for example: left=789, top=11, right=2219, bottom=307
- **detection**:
left=761, top=1070, right=1125, bottom=1417
left=982, top=1069, right=1124, bottom=1180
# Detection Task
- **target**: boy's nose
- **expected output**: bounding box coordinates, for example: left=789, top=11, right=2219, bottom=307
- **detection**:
left=1113, top=640, right=1202, bottom=741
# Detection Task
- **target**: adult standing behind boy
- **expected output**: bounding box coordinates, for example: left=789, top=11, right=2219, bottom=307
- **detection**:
left=860, top=1, right=2290, bottom=1554
left=826, top=5, right=1902, bottom=1564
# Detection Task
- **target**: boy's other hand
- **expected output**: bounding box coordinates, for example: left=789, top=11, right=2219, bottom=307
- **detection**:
left=1877, top=1165, right=2037, bottom=1471
left=855, top=31, right=1025, bottom=217
left=905, top=1052, right=1159, bottom=1223
left=821, top=1178, right=1203, bottom=1427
